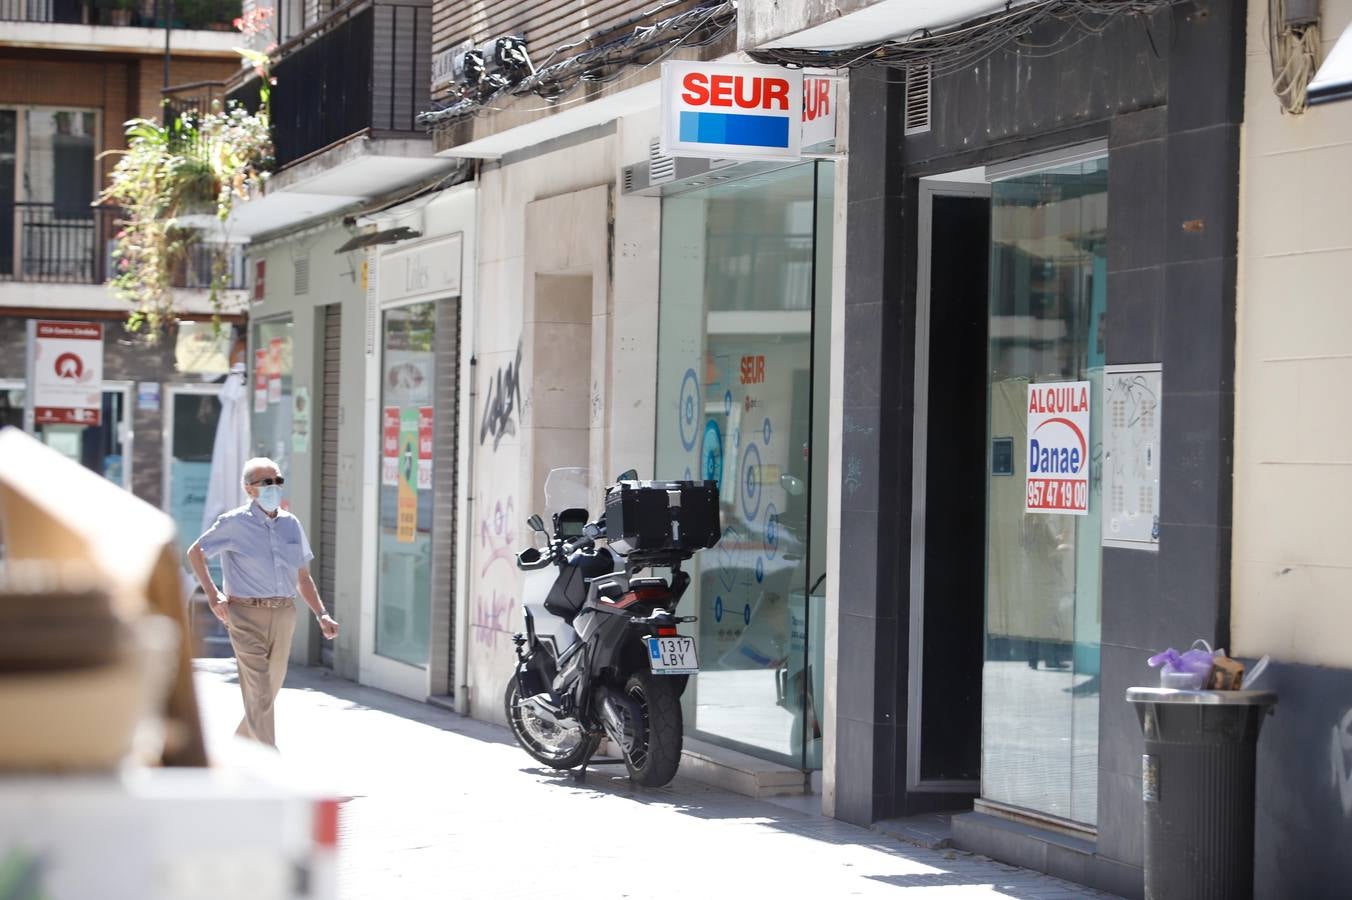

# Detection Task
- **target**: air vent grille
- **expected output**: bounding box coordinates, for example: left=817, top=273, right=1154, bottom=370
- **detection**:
left=904, top=64, right=932, bottom=135
left=649, top=138, right=675, bottom=185
left=294, top=253, right=310, bottom=295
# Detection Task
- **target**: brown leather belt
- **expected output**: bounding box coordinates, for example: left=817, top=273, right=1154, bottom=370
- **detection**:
left=227, top=595, right=294, bottom=608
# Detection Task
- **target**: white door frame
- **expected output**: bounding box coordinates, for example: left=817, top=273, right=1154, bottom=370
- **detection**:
left=360, top=294, right=445, bottom=699
left=161, top=382, right=224, bottom=516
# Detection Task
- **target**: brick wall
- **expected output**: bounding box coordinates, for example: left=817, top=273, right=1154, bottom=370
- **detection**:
left=0, top=54, right=238, bottom=187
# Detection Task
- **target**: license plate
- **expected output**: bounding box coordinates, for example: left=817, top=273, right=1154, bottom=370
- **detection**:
left=646, top=636, right=699, bottom=675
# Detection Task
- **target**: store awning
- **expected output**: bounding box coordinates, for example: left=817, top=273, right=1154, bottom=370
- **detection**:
left=1309, top=22, right=1352, bottom=105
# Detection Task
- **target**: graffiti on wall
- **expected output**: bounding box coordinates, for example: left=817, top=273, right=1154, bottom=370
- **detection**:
left=479, top=496, right=516, bottom=577
left=1333, top=708, right=1352, bottom=818
left=472, top=589, right=515, bottom=650
left=480, top=342, right=522, bottom=450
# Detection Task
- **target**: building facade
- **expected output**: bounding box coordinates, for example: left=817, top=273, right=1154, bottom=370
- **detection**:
left=1233, top=1, right=1352, bottom=895
left=0, top=0, right=246, bottom=559
left=735, top=0, right=1352, bottom=895
left=421, top=0, right=848, bottom=795
left=197, top=0, right=466, bottom=674
left=785, top=2, right=1243, bottom=894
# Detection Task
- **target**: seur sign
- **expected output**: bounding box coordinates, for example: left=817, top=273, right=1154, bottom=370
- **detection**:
left=661, top=60, right=802, bottom=159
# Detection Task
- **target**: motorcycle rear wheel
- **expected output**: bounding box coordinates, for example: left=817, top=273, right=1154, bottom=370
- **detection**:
left=622, top=669, right=683, bottom=787
left=504, top=680, right=599, bottom=770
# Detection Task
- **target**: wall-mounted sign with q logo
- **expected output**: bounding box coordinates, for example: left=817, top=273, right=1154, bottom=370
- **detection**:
left=32, top=320, right=103, bottom=426
left=1026, top=381, right=1091, bottom=516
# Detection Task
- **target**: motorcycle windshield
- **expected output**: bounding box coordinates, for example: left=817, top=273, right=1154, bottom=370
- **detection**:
left=543, top=467, right=592, bottom=521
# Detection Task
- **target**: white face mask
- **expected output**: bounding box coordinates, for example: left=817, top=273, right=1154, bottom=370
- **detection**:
left=256, top=484, right=282, bottom=512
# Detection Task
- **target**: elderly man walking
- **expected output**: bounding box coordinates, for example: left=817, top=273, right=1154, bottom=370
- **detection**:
left=187, top=457, right=339, bottom=747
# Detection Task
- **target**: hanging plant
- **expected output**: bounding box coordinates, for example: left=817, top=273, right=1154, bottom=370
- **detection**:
left=100, top=8, right=276, bottom=340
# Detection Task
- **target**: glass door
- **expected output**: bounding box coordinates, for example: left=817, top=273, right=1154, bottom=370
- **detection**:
left=164, top=384, right=224, bottom=555
left=164, top=383, right=226, bottom=651
left=375, top=301, right=436, bottom=667
left=251, top=318, right=295, bottom=475
left=655, top=162, right=833, bottom=769
left=982, top=154, right=1108, bottom=826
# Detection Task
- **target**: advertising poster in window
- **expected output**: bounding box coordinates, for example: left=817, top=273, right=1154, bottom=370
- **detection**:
left=254, top=349, right=268, bottom=413
left=397, top=407, right=419, bottom=542
left=417, top=406, right=433, bottom=491
left=1025, top=381, right=1091, bottom=515
left=267, top=337, right=284, bottom=404
left=381, top=406, right=399, bottom=486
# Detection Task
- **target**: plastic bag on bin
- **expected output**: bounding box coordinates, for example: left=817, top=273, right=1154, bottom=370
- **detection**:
left=1147, top=640, right=1214, bottom=690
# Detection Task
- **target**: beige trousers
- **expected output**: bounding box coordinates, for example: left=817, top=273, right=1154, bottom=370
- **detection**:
left=226, top=601, right=297, bottom=747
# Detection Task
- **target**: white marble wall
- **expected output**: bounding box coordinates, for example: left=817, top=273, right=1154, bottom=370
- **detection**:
left=464, top=115, right=663, bottom=723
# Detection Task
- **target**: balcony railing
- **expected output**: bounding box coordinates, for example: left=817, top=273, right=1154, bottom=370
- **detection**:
left=0, top=0, right=241, bottom=30
left=226, top=0, right=431, bottom=170
left=1, top=202, right=245, bottom=290
left=163, top=79, right=230, bottom=130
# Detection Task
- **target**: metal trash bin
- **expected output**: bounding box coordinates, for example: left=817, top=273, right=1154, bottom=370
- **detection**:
left=1126, top=687, right=1277, bottom=900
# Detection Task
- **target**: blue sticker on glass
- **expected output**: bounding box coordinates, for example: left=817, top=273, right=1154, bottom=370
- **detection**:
left=740, top=442, right=762, bottom=521
left=724, top=390, right=733, bottom=415
left=755, top=557, right=764, bottom=583
left=762, top=417, right=773, bottom=445
left=678, top=369, right=700, bottom=451
left=714, top=596, right=723, bottom=623
left=763, top=503, right=779, bottom=558
left=743, top=603, right=752, bottom=626
left=701, top=419, right=724, bottom=489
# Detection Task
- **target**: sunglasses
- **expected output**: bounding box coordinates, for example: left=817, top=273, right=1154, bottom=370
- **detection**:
left=250, top=477, right=285, bottom=486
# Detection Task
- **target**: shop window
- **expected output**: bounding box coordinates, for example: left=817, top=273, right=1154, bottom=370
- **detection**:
left=375, top=301, right=436, bottom=667
left=982, top=155, right=1108, bottom=826
left=654, top=162, right=833, bottom=769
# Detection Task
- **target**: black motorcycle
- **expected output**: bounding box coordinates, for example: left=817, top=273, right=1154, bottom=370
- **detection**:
left=504, top=469, right=720, bottom=787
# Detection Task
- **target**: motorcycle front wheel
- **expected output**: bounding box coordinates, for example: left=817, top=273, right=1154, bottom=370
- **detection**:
left=504, top=680, right=599, bottom=770
left=622, top=669, right=683, bottom=787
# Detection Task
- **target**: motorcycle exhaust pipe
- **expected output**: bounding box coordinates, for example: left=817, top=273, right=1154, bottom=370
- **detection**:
left=600, top=689, right=647, bottom=755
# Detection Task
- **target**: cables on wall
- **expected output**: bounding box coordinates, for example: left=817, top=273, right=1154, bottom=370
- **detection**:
left=1267, top=0, right=1321, bottom=115
left=748, top=0, right=1178, bottom=77
left=416, top=1, right=736, bottom=132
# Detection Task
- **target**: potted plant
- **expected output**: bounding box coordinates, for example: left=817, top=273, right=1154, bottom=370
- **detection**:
left=100, top=28, right=274, bottom=341
left=101, top=0, right=137, bottom=27
left=177, top=0, right=240, bottom=31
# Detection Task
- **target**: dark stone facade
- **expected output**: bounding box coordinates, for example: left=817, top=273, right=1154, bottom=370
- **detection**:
left=837, top=2, right=1247, bottom=895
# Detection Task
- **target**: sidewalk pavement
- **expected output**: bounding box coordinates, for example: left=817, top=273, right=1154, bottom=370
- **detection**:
left=193, top=660, right=1121, bottom=900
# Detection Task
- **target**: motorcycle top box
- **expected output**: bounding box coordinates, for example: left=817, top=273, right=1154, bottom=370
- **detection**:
left=603, top=479, right=720, bottom=558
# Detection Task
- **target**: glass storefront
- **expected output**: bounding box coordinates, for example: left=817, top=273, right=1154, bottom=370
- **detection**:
left=251, top=318, right=295, bottom=474
left=375, top=301, right=436, bottom=667
left=982, top=155, right=1108, bottom=825
left=655, top=162, right=833, bottom=769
